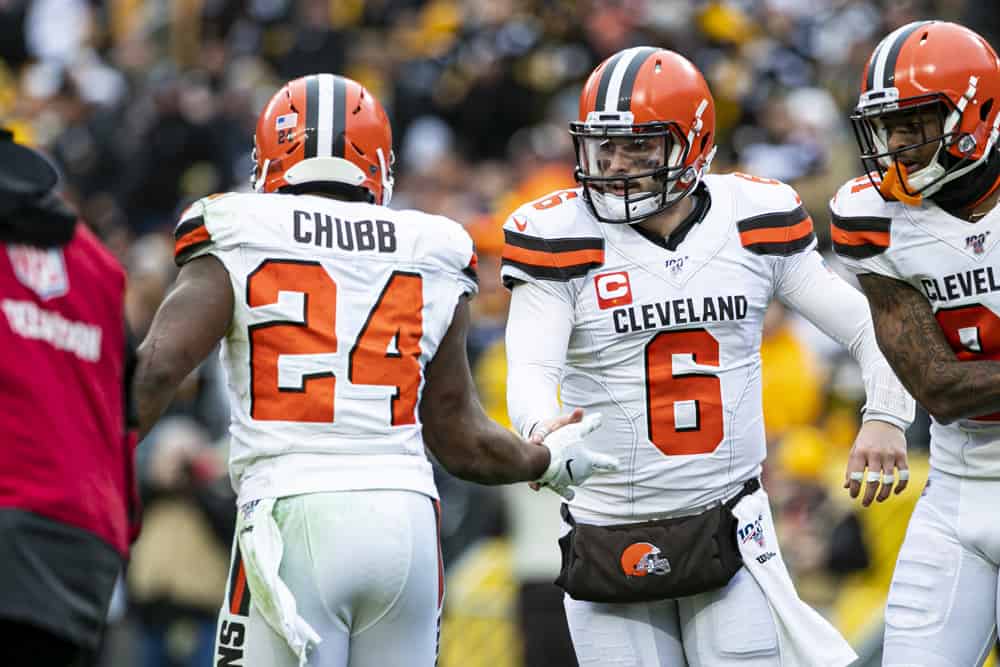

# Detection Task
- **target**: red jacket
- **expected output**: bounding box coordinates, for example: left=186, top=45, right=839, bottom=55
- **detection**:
left=0, top=223, right=137, bottom=557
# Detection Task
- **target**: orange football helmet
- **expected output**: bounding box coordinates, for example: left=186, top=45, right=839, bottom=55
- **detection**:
left=852, top=21, right=1000, bottom=204
left=570, top=47, right=716, bottom=224
left=253, top=74, right=394, bottom=205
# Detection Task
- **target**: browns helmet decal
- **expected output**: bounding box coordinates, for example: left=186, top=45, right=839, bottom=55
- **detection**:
left=620, top=542, right=671, bottom=577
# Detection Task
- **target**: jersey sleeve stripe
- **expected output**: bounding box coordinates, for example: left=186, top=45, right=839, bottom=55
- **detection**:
left=502, top=244, right=605, bottom=270
left=736, top=205, right=809, bottom=232
left=830, top=213, right=891, bottom=233
left=174, top=215, right=206, bottom=240
left=174, top=218, right=212, bottom=264
left=501, top=257, right=601, bottom=282
left=741, top=233, right=816, bottom=256
left=830, top=213, right=890, bottom=259
left=503, top=229, right=604, bottom=253
left=739, top=217, right=814, bottom=246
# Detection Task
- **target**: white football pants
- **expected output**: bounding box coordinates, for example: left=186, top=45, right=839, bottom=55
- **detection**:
left=564, top=564, right=780, bottom=666
left=214, top=490, right=442, bottom=667
left=883, top=469, right=1000, bottom=667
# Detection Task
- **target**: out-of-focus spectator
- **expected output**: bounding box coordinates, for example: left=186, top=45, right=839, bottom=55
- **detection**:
left=0, top=129, right=139, bottom=667
left=128, top=417, right=231, bottom=667
left=4, top=1, right=988, bottom=662
left=760, top=301, right=825, bottom=442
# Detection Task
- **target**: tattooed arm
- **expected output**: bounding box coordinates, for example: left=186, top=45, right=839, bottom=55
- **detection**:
left=859, top=272, right=1000, bottom=424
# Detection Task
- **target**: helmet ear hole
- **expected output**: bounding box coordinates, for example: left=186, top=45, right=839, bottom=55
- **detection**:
left=981, top=98, right=994, bottom=122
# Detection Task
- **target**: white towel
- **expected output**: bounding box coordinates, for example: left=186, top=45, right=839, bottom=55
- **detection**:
left=731, top=489, right=858, bottom=667
left=237, top=498, right=322, bottom=666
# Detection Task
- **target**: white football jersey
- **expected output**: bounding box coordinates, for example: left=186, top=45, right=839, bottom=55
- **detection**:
left=174, top=192, right=478, bottom=504
left=831, top=176, right=1000, bottom=479
left=501, top=173, right=820, bottom=519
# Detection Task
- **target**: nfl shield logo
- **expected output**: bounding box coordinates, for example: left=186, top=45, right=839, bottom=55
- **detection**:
left=8, top=244, right=69, bottom=300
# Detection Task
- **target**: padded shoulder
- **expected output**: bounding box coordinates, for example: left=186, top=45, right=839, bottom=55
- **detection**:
left=403, top=208, right=479, bottom=291
left=173, top=192, right=243, bottom=266
left=500, top=188, right=605, bottom=286
left=716, top=173, right=816, bottom=256
left=829, top=176, right=894, bottom=261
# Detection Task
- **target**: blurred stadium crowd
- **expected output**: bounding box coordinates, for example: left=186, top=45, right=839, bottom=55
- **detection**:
left=2, top=0, right=998, bottom=665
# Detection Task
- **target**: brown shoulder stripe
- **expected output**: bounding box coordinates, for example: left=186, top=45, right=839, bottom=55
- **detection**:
left=174, top=216, right=212, bottom=264
left=831, top=212, right=890, bottom=259
left=502, top=229, right=604, bottom=282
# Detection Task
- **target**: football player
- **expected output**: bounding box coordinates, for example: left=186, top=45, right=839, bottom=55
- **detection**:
left=502, top=47, right=914, bottom=666
left=132, top=74, right=618, bottom=667
left=832, top=21, right=1000, bottom=666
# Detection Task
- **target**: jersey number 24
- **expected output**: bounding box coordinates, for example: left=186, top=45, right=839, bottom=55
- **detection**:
left=246, top=259, right=423, bottom=425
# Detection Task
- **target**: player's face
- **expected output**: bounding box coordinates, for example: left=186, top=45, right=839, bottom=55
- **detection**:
left=580, top=135, right=668, bottom=195
left=873, top=107, right=944, bottom=172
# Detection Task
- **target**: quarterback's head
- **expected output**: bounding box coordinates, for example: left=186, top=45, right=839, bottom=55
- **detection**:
left=852, top=21, right=1000, bottom=206
left=253, top=74, right=395, bottom=205
left=570, top=47, right=716, bottom=225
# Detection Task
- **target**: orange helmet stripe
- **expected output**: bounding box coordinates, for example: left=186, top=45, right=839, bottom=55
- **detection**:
left=866, top=21, right=933, bottom=92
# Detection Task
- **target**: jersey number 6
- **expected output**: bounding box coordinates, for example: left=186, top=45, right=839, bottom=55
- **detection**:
left=644, top=329, right=724, bottom=455
left=246, top=259, right=423, bottom=425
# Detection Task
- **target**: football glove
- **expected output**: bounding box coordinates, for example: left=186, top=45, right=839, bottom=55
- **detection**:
left=536, top=413, right=619, bottom=500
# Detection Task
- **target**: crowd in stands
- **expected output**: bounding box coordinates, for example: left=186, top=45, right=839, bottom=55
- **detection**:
left=2, top=0, right=991, bottom=664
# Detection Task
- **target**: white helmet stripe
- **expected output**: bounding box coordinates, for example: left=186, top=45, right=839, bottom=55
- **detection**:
left=870, top=25, right=906, bottom=91
left=316, top=74, right=335, bottom=157
left=871, top=21, right=933, bottom=91
left=603, top=47, right=646, bottom=111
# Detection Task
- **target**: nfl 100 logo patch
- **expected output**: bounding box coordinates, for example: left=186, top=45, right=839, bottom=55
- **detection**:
left=738, top=513, right=766, bottom=549
left=966, top=231, right=989, bottom=254
left=7, top=244, right=68, bottom=300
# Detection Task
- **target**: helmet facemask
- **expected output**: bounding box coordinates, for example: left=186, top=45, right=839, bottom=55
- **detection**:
left=852, top=79, right=996, bottom=204
left=571, top=116, right=696, bottom=224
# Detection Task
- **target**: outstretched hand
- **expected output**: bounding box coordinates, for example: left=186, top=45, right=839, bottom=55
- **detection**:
left=844, top=420, right=909, bottom=507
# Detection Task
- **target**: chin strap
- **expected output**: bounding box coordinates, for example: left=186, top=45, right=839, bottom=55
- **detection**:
left=879, top=162, right=922, bottom=206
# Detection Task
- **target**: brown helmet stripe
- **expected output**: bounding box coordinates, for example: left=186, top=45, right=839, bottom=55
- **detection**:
left=616, top=46, right=657, bottom=111
left=304, top=75, right=320, bottom=158
left=595, top=50, right=627, bottom=113
left=331, top=75, right=346, bottom=158
left=865, top=40, right=886, bottom=91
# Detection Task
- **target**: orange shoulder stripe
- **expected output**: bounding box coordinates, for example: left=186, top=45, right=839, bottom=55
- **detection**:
left=502, top=244, right=605, bottom=269
left=174, top=223, right=211, bottom=257
left=739, top=217, right=813, bottom=246
left=831, top=224, right=889, bottom=248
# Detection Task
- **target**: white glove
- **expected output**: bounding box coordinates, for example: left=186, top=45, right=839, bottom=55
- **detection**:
left=536, top=413, right=619, bottom=500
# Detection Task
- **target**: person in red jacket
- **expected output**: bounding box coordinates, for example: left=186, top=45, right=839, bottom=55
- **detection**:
left=0, top=129, right=139, bottom=667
